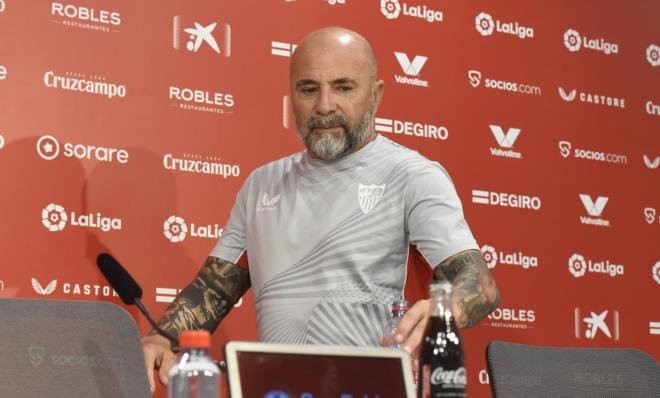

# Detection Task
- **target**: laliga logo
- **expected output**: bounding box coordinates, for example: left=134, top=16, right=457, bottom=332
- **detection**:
left=379, top=0, right=442, bottom=23
left=568, top=253, right=624, bottom=278
left=563, top=28, right=618, bottom=55
left=41, top=203, right=121, bottom=232
left=163, top=215, right=188, bottom=243
left=475, top=12, right=494, bottom=36
left=568, top=253, right=587, bottom=277
left=380, top=0, right=401, bottom=19
left=163, top=215, right=223, bottom=242
left=647, top=44, right=659, bottom=67
left=42, top=203, right=68, bottom=232
left=563, top=29, right=582, bottom=52
left=481, top=245, right=497, bottom=269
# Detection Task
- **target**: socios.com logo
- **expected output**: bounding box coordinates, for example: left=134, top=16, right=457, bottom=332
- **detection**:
left=653, top=261, right=660, bottom=284
left=42, top=203, right=68, bottom=232
left=481, top=245, right=498, bottom=269
left=568, top=253, right=587, bottom=277
left=380, top=0, right=401, bottom=19
left=163, top=215, right=188, bottom=243
left=564, top=29, right=582, bottom=52
left=475, top=12, right=495, bottom=36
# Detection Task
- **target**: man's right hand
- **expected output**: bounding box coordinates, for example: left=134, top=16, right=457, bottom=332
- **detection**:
left=141, top=333, right=177, bottom=393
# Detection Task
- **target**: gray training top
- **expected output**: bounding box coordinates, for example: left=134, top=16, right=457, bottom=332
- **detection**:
left=211, top=134, right=478, bottom=346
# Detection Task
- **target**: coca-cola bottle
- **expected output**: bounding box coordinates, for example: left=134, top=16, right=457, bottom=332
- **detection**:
left=417, top=281, right=466, bottom=398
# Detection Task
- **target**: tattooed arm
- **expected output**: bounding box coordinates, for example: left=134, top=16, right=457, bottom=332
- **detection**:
left=141, top=256, right=250, bottom=392
left=379, top=249, right=499, bottom=354
left=433, top=249, right=500, bottom=328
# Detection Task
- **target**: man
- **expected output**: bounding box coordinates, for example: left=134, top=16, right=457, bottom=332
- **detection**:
left=142, top=27, right=500, bottom=392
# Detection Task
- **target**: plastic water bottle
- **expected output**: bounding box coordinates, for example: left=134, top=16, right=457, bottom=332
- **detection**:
left=168, top=330, right=221, bottom=398
left=386, top=299, right=411, bottom=348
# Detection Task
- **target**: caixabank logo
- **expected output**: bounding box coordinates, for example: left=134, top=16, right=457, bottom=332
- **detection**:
left=173, top=16, right=231, bottom=57
left=50, top=1, right=121, bottom=33
left=568, top=253, right=624, bottom=279
left=36, top=134, right=129, bottom=164
left=574, top=308, right=619, bottom=341
left=163, top=215, right=223, bottom=243
left=480, top=244, right=538, bottom=270
left=563, top=28, right=619, bottom=55
left=375, top=116, right=448, bottom=141
left=379, top=0, right=443, bottom=24
left=41, top=203, right=122, bottom=232
left=168, top=85, right=235, bottom=115
left=475, top=12, right=534, bottom=39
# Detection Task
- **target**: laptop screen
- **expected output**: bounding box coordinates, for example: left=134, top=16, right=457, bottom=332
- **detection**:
left=225, top=342, right=415, bottom=398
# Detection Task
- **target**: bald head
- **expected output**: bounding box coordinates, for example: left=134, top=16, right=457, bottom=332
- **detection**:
left=288, top=27, right=384, bottom=160
left=290, top=27, right=378, bottom=83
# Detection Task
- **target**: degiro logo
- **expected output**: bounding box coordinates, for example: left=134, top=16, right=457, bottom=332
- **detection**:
left=36, top=134, right=129, bottom=164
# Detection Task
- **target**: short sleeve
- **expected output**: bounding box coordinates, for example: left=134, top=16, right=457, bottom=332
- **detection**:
left=209, top=176, right=250, bottom=264
left=406, top=162, right=478, bottom=268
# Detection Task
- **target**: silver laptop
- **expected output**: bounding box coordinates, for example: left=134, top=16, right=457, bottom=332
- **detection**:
left=224, top=341, right=415, bottom=398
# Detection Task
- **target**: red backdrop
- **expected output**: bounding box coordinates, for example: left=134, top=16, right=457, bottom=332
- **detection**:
left=0, top=1, right=658, bottom=396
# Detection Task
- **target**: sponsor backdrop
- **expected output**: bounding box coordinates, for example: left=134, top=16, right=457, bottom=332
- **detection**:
left=0, top=0, right=658, bottom=396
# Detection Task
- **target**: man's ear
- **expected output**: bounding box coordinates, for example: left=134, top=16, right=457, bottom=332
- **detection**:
left=372, top=79, right=385, bottom=108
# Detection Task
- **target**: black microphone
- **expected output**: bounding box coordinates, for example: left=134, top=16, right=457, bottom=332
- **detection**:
left=96, top=253, right=179, bottom=349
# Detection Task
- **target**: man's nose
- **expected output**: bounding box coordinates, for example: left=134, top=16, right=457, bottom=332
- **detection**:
left=315, top=88, right=337, bottom=115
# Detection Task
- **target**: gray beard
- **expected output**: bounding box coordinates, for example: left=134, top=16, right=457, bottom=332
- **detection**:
left=296, top=100, right=375, bottom=160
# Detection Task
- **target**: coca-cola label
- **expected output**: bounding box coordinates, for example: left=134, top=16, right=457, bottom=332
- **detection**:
left=431, top=366, right=467, bottom=387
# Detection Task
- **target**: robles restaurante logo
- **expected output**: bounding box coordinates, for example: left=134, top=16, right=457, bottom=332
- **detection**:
left=163, top=215, right=223, bottom=243
left=568, top=253, right=624, bottom=278
left=50, top=1, right=121, bottom=33
left=41, top=203, right=121, bottom=232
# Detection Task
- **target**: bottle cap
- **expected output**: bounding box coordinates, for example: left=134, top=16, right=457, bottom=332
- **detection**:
left=391, top=299, right=412, bottom=312
left=429, top=280, right=453, bottom=294
left=179, top=330, right=211, bottom=349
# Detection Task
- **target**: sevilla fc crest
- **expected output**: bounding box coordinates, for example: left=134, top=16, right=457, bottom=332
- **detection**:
left=358, top=183, right=386, bottom=215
